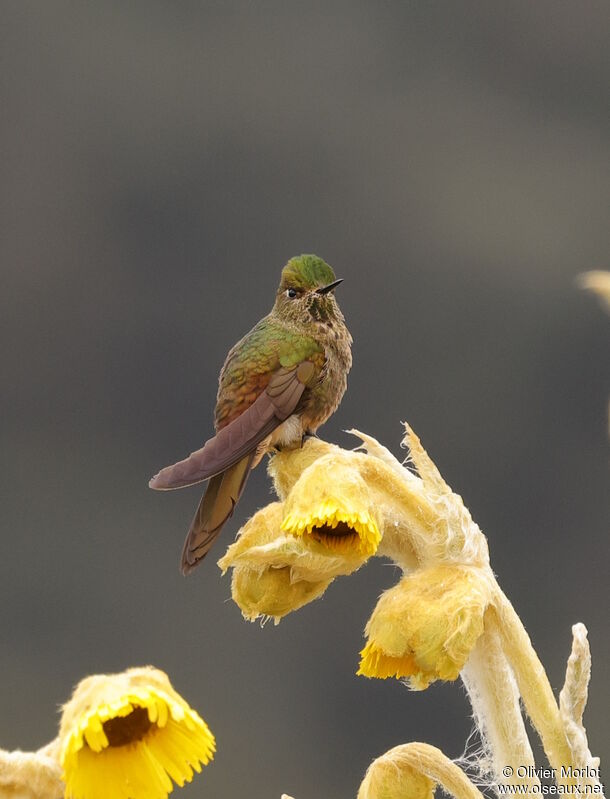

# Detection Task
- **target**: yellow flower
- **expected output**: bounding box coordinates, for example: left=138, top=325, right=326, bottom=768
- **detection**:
left=231, top=562, right=332, bottom=622
left=358, top=565, right=492, bottom=689
left=280, top=451, right=381, bottom=557
left=59, top=667, right=215, bottom=799
left=221, top=502, right=373, bottom=582
left=218, top=502, right=335, bottom=622
left=269, top=430, right=489, bottom=572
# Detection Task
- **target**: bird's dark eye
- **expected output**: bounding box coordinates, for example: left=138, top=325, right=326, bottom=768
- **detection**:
left=286, top=288, right=298, bottom=299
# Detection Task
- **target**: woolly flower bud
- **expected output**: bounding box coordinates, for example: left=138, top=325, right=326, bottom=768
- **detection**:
left=357, top=749, right=436, bottom=799
left=358, top=565, right=493, bottom=689
left=230, top=560, right=332, bottom=623
left=218, top=502, right=364, bottom=622
left=280, top=451, right=381, bottom=557
left=358, top=743, right=485, bottom=799
left=59, top=666, right=215, bottom=799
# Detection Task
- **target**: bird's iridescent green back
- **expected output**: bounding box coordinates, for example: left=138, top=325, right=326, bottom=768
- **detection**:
left=214, top=317, right=324, bottom=430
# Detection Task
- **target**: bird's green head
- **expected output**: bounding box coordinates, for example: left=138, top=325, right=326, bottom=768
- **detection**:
left=279, top=254, right=337, bottom=292
left=274, top=254, right=345, bottom=326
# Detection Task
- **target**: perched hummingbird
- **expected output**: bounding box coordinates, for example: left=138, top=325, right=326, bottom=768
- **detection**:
left=149, top=254, right=352, bottom=574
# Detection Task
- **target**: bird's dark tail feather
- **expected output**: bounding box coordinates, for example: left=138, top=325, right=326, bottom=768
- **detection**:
left=180, top=453, right=254, bottom=575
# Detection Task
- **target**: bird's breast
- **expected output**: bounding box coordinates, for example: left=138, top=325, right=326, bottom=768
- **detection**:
left=300, top=338, right=351, bottom=432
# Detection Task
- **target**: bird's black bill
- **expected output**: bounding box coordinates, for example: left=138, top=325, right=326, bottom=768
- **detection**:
left=316, top=278, right=343, bottom=294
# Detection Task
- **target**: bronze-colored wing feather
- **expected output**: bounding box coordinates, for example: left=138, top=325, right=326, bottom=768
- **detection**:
left=148, top=362, right=315, bottom=490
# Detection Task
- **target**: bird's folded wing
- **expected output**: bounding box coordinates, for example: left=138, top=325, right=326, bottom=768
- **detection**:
left=148, top=361, right=315, bottom=490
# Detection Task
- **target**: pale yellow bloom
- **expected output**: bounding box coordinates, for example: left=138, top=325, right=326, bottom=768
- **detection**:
left=218, top=502, right=344, bottom=622
left=280, top=450, right=381, bottom=557
left=270, top=430, right=489, bottom=571
left=219, top=448, right=379, bottom=623
left=220, top=432, right=488, bottom=626
left=358, top=565, right=493, bottom=689
left=59, top=667, right=215, bottom=799
left=224, top=427, right=603, bottom=793
left=219, top=502, right=366, bottom=582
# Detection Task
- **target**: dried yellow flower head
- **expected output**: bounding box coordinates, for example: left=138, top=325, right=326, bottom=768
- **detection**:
left=219, top=502, right=348, bottom=622
left=59, top=667, right=215, bottom=799
left=219, top=485, right=386, bottom=621
left=358, top=565, right=492, bottom=689
left=272, top=430, right=489, bottom=572
left=280, top=452, right=381, bottom=557
left=231, top=563, right=332, bottom=622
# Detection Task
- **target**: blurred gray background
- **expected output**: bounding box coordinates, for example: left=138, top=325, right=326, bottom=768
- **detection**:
left=1, top=2, right=608, bottom=796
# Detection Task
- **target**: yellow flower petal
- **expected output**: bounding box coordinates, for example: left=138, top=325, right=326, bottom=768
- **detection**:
left=59, top=667, right=215, bottom=799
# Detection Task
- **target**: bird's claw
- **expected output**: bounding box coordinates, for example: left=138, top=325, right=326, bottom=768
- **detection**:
left=300, top=431, right=318, bottom=447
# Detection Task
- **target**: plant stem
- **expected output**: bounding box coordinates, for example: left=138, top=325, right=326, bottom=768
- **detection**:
left=491, top=591, right=575, bottom=784
left=461, top=618, right=539, bottom=794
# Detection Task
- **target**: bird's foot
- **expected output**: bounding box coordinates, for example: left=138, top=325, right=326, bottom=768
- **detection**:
left=300, top=431, right=318, bottom=447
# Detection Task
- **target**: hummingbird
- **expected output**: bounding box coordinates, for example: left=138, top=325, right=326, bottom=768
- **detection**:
left=149, top=254, right=352, bottom=574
